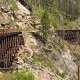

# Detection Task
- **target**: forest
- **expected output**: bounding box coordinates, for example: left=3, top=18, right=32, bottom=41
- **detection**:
left=19, top=0, right=80, bottom=30
left=28, top=0, right=80, bottom=20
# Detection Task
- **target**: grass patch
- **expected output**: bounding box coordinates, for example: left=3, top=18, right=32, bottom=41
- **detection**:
left=60, top=43, right=65, bottom=49
left=12, top=71, right=35, bottom=80
left=58, top=72, right=66, bottom=78
left=33, top=6, right=62, bottom=29
left=33, top=52, right=54, bottom=71
left=0, top=70, right=35, bottom=80
left=8, top=0, right=18, bottom=10
left=33, top=5, right=80, bottom=29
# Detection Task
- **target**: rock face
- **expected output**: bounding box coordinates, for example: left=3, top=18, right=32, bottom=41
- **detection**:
left=0, top=0, right=79, bottom=80
left=0, top=0, right=40, bottom=29
left=16, top=1, right=30, bottom=15
left=17, top=31, right=79, bottom=80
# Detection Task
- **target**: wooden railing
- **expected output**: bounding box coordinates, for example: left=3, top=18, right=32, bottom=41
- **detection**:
left=56, top=30, right=80, bottom=45
left=78, top=65, right=80, bottom=80
left=0, top=29, right=21, bottom=35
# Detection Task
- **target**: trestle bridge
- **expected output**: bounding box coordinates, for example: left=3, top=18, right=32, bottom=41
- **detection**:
left=0, top=29, right=22, bottom=68
left=56, top=30, right=80, bottom=45
left=0, top=29, right=80, bottom=80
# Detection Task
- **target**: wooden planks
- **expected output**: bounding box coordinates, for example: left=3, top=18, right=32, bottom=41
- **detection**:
left=78, top=65, right=80, bottom=80
left=0, top=29, right=21, bottom=35
left=0, top=31, right=22, bottom=68
left=56, top=30, right=80, bottom=45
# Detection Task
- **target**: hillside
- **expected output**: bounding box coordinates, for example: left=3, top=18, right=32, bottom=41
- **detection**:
left=28, top=0, right=80, bottom=29
left=0, top=0, right=80, bottom=80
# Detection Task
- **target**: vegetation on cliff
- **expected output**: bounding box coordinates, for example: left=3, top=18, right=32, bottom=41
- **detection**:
left=40, top=10, right=51, bottom=40
left=8, top=0, right=18, bottom=10
left=0, top=0, right=80, bottom=80
left=0, top=70, right=35, bottom=80
left=28, top=0, right=80, bottom=29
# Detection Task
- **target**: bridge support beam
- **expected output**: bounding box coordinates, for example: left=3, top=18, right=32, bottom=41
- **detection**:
left=76, top=31, right=80, bottom=45
left=0, top=32, right=22, bottom=68
left=78, top=65, right=80, bottom=80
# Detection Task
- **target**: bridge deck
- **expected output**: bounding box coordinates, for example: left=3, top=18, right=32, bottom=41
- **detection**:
left=0, top=29, right=21, bottom=34
left=56, top=30, right=80, bottom=45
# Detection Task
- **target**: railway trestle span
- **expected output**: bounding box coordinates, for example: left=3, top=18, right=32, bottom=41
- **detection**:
left=0, top=29, right=22, bottom=68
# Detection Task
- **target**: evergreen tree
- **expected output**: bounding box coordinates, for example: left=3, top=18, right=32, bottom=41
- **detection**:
left=41, top=10, right=51, bottom=40
left=28, top=0, right=80, bottom=20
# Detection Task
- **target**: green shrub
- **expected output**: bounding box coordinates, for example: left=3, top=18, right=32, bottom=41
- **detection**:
left=8, top=0, right=18, bottom=10
left=12, top=71, right=35, bottom=80
left=60, top=43, right=65, bottom=49
left=0, top=70, right=35, bottom=80
left=33, top=53, right=54, bottom=71
left=40, top=10, right=51, bottom=40
left=58, top=72, right=66, bottom=78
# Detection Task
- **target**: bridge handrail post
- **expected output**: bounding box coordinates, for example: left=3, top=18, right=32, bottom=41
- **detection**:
left=78, top=64, right=80, bottom=80
left=62, top=30, right=65, bottom=39
left=76, top=31, right=79, bottom=45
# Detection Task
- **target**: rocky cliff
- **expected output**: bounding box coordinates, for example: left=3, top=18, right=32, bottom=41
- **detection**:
left=0, top=0, right=80, bottom=80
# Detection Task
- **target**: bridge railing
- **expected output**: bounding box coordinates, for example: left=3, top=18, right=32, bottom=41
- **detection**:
left=0, top=29, right=21, bottom=35
left=56, top=30, right=80, bottom=45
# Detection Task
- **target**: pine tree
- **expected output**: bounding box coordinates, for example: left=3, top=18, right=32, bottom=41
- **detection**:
left=41, top=10, right=51, bottom=40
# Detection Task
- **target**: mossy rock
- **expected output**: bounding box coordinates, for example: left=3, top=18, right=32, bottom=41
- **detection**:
left=33, top=52, right=54, bottom=71
left=8, top=0, right=18, bottom=10
left=58, top=72, right=66, bottom=78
